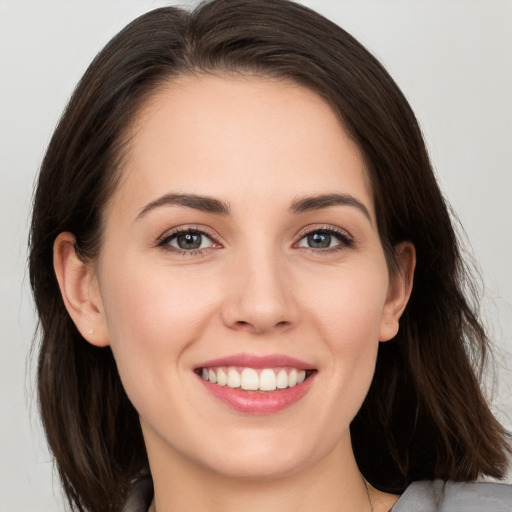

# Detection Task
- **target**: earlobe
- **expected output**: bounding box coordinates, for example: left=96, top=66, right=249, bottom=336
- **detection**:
left=53, top=232, right=109, bottom=347
left=379, top=241, right=416, bottom=342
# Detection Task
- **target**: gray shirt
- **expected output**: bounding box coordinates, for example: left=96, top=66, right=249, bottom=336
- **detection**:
left=123, top=477, right=512, bottom=512
left=390, top=480, right=511, bottom=511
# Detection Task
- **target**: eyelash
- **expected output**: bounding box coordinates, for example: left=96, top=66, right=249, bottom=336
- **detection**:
left=295, top=225, right=354, bottom=254
left=157, top=225, right=353, bottom=256
left=157, top=226, right=220, bottom=256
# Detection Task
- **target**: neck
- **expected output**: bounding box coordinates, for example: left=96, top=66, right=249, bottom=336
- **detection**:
left=146, top=433, right=379, bottom=512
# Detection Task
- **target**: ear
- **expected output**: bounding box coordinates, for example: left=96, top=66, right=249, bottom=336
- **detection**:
left=53, top=232, right=109, bottom=347
left=379, top=241, right=416, bottom=342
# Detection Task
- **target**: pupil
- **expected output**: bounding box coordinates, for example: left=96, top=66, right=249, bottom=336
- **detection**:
left=308, top=232, right=331, bottom=248
left=178, top=233, right=202, bottom=250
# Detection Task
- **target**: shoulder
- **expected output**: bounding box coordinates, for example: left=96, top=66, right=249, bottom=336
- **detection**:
left=121, top=476, right=512, bottom=512
left=392, top=480, right=512, bottom=512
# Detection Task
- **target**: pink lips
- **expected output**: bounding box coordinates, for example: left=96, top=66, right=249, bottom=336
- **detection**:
left=195, top=353, right=316, bottom=415
left=195, top=353, right=313, bottom=370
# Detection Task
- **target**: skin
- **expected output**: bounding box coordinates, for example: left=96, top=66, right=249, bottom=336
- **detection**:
left=54, top=75, right=415, bottom=512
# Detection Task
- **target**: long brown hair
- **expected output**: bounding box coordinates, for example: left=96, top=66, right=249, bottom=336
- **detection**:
left=29, top=1, right=510, bottom=510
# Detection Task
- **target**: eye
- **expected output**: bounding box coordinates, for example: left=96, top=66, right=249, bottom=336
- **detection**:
left=297, top=228, right=352, bottom=250
left=159, top=228, right=216, bottom=253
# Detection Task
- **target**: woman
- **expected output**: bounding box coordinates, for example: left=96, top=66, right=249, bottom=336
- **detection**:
left=29, top=0, right=511, bottom=511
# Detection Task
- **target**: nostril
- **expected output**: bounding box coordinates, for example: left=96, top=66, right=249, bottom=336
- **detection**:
left=230, top=319, right=290, bottom=333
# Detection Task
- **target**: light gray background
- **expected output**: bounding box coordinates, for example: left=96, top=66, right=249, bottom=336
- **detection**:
left=1, top=1, right=511, bottom=509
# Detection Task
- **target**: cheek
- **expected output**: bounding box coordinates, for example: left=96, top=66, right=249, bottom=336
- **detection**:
left=97, top=260, right=226, bottom=436
left=304, top=262, right=388, bottom=402
left=305, top=263, right=389, bottom=349
left=102, top=258, right=210, bottom=340
left=98, top=257, right=220, bottom=391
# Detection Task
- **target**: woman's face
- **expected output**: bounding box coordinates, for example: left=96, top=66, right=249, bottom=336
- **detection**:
left=81, top=75, right=412, bottom=479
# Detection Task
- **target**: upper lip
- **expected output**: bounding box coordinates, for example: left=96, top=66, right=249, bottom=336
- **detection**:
left=195, top=353, right=315, bottom=370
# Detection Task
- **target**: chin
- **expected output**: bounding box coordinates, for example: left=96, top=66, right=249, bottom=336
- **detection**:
left=202, top=449, right=311, bottom=481
left=187, top=427, right=331, bottom=481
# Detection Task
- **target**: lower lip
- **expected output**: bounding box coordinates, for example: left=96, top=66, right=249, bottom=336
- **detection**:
left=198, top=374, right=315, bottom=415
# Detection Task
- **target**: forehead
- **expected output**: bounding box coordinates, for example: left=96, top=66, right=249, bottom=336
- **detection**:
left=111, top=73, right=373, bottom=217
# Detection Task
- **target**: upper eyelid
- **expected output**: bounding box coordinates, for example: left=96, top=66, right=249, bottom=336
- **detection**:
left=295, top=224, right=353, bottom=240
left=158, top=225, right=220, bottom=243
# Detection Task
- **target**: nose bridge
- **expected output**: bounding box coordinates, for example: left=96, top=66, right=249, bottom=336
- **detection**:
left=222, top=238, right=296, bottom=333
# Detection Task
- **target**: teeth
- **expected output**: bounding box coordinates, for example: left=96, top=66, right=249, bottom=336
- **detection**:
left=259, top=369, right=277, bottom=391
left=217, top=368, right=227, bottom=386
left=200, top=366, right=310, bottom=391
left=241, top=368, right=259, bottom=390
left=227, top=367, right=241, bottom=388
left=276, top=369, right=288, bottom=389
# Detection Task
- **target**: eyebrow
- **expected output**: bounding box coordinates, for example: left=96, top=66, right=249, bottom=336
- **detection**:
left=136, top=192, right=371, bottom=223
left=289, top=193, right=372, bottom=222
left=136, top=193, right=231, bottom=219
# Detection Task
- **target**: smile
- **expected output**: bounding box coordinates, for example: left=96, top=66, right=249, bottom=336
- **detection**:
left=194, top=354, right=317, bottom=414
left=198, top=366, right=310, bottom=392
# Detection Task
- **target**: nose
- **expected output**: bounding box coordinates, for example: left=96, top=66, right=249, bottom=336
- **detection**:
left=221, top=248, right=299, bottom=335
